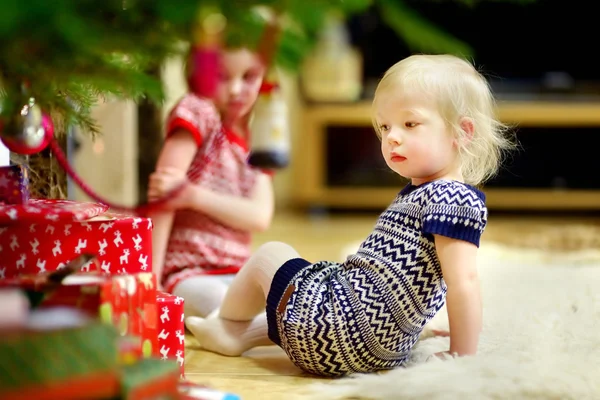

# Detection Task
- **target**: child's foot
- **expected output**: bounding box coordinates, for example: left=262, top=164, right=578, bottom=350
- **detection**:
left=185, top=315, right=252, bottom=357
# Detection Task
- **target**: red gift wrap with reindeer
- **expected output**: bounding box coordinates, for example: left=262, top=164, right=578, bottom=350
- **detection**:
left=0, top=199, right=152, bottom=280
left=157, top=291, right=186, bottom=378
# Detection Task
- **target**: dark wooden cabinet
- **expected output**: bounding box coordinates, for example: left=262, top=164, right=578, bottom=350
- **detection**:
left=293, top=101, right=600, bottom=211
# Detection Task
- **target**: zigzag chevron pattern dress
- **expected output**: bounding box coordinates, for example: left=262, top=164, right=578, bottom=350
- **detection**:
left=265, top=179, right=488, bottom=377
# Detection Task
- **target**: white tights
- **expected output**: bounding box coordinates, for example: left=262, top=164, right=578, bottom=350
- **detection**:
left=172, top=275, right=232, bottom=318
left=185, top=241, right=300, bottom=356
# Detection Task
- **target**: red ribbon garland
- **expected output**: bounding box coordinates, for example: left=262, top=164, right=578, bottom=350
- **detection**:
left=47, top=136, right=186, bottom=216
left=24, top=15, right=283, bottom=216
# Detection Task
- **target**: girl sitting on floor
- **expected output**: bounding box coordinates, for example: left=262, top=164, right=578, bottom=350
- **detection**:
left=186, top=54, right=514, bottom=377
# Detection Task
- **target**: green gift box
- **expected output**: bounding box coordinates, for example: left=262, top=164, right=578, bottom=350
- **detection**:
left=119, top=358, right=180, bottom=400
left=0, top=321, right=121, bottom=400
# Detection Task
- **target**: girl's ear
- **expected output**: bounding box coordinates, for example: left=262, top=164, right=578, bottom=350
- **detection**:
left=459, top=117, right=474, bottom=144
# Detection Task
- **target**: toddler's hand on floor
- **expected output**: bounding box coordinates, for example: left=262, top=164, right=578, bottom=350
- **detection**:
left=432, top=329, right=450, bottom=337
left=427, top=351, right=457, bottom=362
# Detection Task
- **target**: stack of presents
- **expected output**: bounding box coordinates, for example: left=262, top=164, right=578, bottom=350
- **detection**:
left=0, top=164, right=239, bottom=400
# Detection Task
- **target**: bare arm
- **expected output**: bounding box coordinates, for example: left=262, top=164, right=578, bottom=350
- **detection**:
left=434, top=234, right=482, bottom=356
left=184, top=172, right=274, bottom=232
left=148, top=130, right=198, bottom=285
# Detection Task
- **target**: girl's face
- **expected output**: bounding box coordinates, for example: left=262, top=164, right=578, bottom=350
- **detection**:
left=374, top=90, right=460, bottom=186
left=215, top=48, right=265, bottom=125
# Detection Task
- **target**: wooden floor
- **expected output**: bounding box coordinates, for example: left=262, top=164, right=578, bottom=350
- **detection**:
left=182, top=209, right=600, bottom=399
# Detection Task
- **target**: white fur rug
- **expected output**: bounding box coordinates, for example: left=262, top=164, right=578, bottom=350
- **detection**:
left=302, top=242, right=600, bottom=400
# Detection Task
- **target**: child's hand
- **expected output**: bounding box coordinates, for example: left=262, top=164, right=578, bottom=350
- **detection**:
left=432, top=329, right=450, bottom=337
left=148, top=167, right=190, bottom=207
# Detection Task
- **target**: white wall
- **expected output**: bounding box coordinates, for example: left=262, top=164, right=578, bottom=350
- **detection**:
left=72, top=99, right=139, bottom=206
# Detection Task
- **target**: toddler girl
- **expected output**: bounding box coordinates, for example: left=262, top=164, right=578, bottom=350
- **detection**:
left=185, top=54, right=514, bottom=377
left=148, top=47, right=275, bottom=318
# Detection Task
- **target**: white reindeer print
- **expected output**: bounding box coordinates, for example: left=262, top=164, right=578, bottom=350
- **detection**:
left=138, top=273, right=154, bottom=289
left=176, top=330, right=185, bottom=346
left=98, top=239, right=108, bottom=256
left=132, top=234, right=142, bottom=251
left=30, top=238, right=39, bottom=255
left=36, top=259, right=47, bottom=274
left=45, top=214, right=59, bottom=222
left=132, top=217, right=142, bottom=229
left=158, top=329, right=170, bottom=340
left=52, top=240, right=62, bottom=257
left=81, top=259, right=94, bottom=272
left=100, top=261, right=111, bottom=274
left=119, top=249, right=130, bottom=265
left=159, top=345, right=170, bottom=360
left=99, top=222, right=114, bottom=233
left=9, top=235, right=19, bottom=251
left=15, top=254, right=26, bottom=269
left=74, top=238, right=87, bottom=254
left=175, top=350, right=184, bottom=366
left=160, top=306, right=170, bottom=323
left=138, top=254, right=148, bottom=271
left=114, top=231, right=123, bottom=247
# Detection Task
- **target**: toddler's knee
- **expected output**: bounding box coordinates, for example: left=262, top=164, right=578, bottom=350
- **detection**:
left=257, top=241, right=295, bottom=254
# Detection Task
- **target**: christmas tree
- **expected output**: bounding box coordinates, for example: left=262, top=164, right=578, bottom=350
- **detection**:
left=0, top=0, right=526, bottom=199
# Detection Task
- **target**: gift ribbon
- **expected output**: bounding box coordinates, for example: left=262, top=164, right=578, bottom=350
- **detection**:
left=47, top=136, right=190, bottom=216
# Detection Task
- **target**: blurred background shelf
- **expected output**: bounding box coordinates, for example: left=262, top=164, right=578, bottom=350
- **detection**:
left=293, top=101, right=600, bottom=211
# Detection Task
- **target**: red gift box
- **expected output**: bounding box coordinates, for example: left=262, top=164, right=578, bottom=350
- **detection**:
left=0, top=200, right=152, bottom=279
left=0, top=164, right=29, bottom=205
left=57, top=273, right=159, bottom=359
left=0, top=270, right=159, bottom=359
left=156, top=291, right=185, bottom=378
left=129, top=272, right=159, bottom=358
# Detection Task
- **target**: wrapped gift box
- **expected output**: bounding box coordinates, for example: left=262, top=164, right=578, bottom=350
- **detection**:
left=0, top=310, right=180, bottom=400
left=0, top=318, right=121, bottom=400
left=0, top=269, right=159, bottom=358
left=50, top=272, right=158, bottom=358
left=156, top=291, right=186, bottom=378
left=120, top=358, right=180, bottom=400
left=129, top=272, right=159, bottom=359
left=0, top=199, right=152, bottom=279
left=118, top=335, right=146, bottom=365
left=0, top=164, right=29, bottom=205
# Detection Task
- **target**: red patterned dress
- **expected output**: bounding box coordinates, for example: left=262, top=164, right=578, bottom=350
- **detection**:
left=161, top=93, right=269, bottom=293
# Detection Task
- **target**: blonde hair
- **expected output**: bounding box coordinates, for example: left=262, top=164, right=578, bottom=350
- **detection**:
left=372, top=54, right=515, bottom=186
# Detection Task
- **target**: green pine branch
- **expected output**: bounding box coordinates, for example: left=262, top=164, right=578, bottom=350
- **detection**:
left=378, top=0, right=474, bottom=58
left=0, top=0, right=536, bottom=138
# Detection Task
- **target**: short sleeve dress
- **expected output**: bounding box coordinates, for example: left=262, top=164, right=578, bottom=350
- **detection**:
left=161, top=93, right=269, bottom=293
left=265, top=179, right=488, bottom=377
